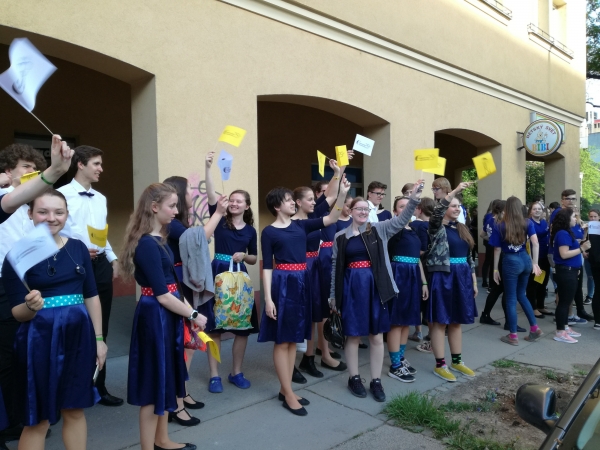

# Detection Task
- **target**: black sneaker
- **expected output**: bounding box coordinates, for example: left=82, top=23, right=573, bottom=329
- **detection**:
left=369, top=378, right=386, bottom=402
left=292, top=366, right=307, bottom=384
left=584, top=296, right=592, bottom=305
left=388, top=365, right=415, bottom=383
left=401, top=358, right=417, bottom=375
left=578, top=311, right=595, bottom=322
left=347, top=375, right=367, bottom=398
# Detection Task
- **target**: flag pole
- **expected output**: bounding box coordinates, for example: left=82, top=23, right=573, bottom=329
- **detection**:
left=29, top=111, right=53, bottom=136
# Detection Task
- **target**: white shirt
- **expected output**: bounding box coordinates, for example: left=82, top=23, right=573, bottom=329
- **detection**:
left=0, top=186, right=34, bottom=273
left=457, top=205, right=467, bottom=224
left=58, top=179, right=117, bottom=262
left=367, top=200, right=379, bottom=223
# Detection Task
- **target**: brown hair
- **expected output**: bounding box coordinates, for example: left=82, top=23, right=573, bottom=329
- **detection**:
left=226, top=189, right=254, bottom=228
left=119, top=183, right=177, bottom=281
left=0, top=143, right=47, bottom=173
left=401, top=183, right=414, bottom=195
left=500, top=196, right=527, bottom=246
left=350, top=196, right=372, bottom=234
left=528, top=201, right=544, bottom=217
left=446, top=198, right=475, bottom=249
left=163, top=176, right=190, bottom=228
left=432, top=177, right=451, bottom=194
left=28, top=189, right=67, bottom=211
left=73, top=145, right=103, bottom=168
left=417, top=197, right=435, bottom=218
left=367, top=181, right=387, bottom=192
left=393, top=196, right=409, bottom=212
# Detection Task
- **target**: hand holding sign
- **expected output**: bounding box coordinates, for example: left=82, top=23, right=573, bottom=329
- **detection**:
left=335, top=145, right=350, bottom=167
left=87, top=224, right=108, bottom=248
left=472, top=152, right=497, bottom=180
left=414, top=149, right=439, bottom=170
left=217, top=150, right=233, bottom=181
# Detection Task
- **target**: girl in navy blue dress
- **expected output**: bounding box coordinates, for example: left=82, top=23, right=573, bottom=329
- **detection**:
left=386, top=197, right=428, bottom=383
left=2, top=190, right=106, bottom=450
left=203, top=153, right=259, bottom=393
left=293, top=160, right=348, bottom=379
left=120, top=183, right=207, bottom=450
left=259, top=178, right=350, bottom=416
left=427, top=182, right=478, bottom=383
left=526, top=201, right=551, bottom=316
left=329, top=181, right=424, bottom=402
left=163, top=175, right=227, bottom=425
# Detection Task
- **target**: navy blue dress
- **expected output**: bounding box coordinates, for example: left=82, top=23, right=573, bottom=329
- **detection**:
left=167, top=219, right=194, bottom=302
left=127, top=235, right=187, bottom=415
left=377, top=210, right=392, bottom=221
left=318, top=218, right=352, bottom=318
left=2, top=238, right=99, bottom=426
left=304, top=199, right=330, bottom=322
left=0, top=196, right=13, bottom=430
left=428, top=226, right=477, bottom=324
left=258, top=218, right=325, bottom=344
left=199, top=203, right=258, bottom=335
left=388, top=227, right=423, bottom=326
left=341, top=235, right=391, bottom=336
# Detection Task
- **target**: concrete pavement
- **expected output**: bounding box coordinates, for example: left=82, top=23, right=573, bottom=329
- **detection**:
left=7, top=282, right=599, bottom=450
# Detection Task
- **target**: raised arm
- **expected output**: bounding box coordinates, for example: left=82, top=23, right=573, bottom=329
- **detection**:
left=375, top=179, right=424, bottom=239
left=205, top=152, right=218, bottom=206
left=1, top=135, right=73, bottom=214
left=322, top=150, right=354, bottom=205
left=203, top=195, right=228, bottom=239
left=322, top=175, right=351, bottom=227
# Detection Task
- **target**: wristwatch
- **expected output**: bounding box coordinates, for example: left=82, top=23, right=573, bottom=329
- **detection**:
left=188, top=310, right=199, bottom=321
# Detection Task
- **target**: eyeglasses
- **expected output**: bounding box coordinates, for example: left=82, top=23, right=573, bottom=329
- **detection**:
left=369, top=191, right=386, bottom=197
left=319, top=190, right=327, bottom=194
left=431, top=187, right=441, bottom=192
left=563, top=197, right=577, bottom=201
left=352, top=207, right=370, bottom=212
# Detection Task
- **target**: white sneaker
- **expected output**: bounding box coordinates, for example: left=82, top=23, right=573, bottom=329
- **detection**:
left=554, top=330, right=578, bottom=343
left=565, top=326, right=582, bottom=338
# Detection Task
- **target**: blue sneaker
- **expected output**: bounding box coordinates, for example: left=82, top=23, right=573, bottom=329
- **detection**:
left=228, top=372, right=251, bottom=389
left=208, top=376, right=223, bottom=393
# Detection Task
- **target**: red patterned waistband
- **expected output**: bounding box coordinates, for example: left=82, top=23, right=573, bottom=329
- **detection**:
left=320, top=241, right=333, bottom=248
left=174, top=262, right=182, bottom=267
left=306, top=251, right=319, bottom=258
left=347, top=261, right=371, bottom=269
left=141, top=283, right=178, bottom=296
left=275, top=263, right=307, bottom=271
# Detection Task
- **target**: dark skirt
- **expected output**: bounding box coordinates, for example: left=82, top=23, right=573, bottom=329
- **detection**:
left=14, top=304, right=99, bottom=426
left=307, top=255, right=326, bottom=322
left=0, top=391, right=7, bottom=431
left=127, top=292, right=187, bottom=415
left=258, top=269, right=312, bottom=344
left=196, top=259, right=258, bottom=336
left=389, top=261, right=422, bottom=326
left=341, top=267, right=390, bottom=336
left=318, top=246, right=334, bottom=320
left=428, top=264, right=477, bottom=324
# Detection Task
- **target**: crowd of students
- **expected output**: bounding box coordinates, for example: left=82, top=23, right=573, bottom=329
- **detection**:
left=0, top=138, right=597, bottom=449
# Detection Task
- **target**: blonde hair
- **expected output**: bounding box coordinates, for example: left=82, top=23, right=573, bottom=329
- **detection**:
left=119, top=183, right=177, bottom=281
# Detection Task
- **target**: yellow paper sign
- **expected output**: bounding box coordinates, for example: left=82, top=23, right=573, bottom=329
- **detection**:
left=20, top=171, right=40, bottom=184
left=198, top=331, right=221, bottom=362
left=335, top=145, right=350, bottom=167
left=534, top=270, right=546, bottom=284
left=317, top=150, right=326, bottom=177
left=87, top=224, right=108, bottom=247
left=218, top=125, right=247, bottom=147
left=472, top=152, right=497, bottom=180
left=414, top=149, right=439, bottom=170
left=422, top=157, right=446, bottom=176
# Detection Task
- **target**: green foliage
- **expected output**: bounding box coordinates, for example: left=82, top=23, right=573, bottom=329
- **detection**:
left=588, top=0, right=600, bottom=79
left=581, top=147, right=600, bottom=216
left=461, top=168, right=478, bottom=212
left=525, top=162, right=545, bottom=205
left=492, top=359, right=520, bottom=369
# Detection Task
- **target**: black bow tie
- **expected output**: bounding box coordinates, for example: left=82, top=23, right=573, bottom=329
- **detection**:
left=78, top=191, right=94, bottom=197
left=447, top=221, right=458, bottom=227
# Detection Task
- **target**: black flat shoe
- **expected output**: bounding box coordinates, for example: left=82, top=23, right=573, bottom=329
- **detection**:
left=539, top=310, right=554, bottom=316
left=282, top=400, right=307, bottom=416
left=168, top=408, right=200, bottom=427
left=503, top=323, right=526, bottom=332
left=98, top=393, right=124, bottom=407
left=359, top=342, right=368, bottom=349
left=480, top=315, right=500, bottom=326
left=154, top=443, right=197, bottom=450
left=534, top=314, right=545, bottom=319
left=183, top=394, right=205, bottom=410
left=321, top=360, right=347, bottom=372
left=278, top=393, right=310, bottom=405
left=292, top=366, right=307, bottom=384
left=299, top=355, right=324, bottom=378
left=315, top=349, right=342, bottom=359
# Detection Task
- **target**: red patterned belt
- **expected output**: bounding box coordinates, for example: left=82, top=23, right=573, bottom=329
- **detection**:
left=275, top=263, right=307, bottom=271
left=320, top=241, right=333, bottom=248
left=306, top=251, right=319, bottom=258
left=141, top=283, right=178, bottom=296
left=174, top=262, right=183, bottom=267
left=348, top=261, right=371, bottom=269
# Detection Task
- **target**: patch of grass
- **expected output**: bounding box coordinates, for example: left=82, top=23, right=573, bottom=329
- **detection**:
left=574, top=369, right=588, bottom=377
left=492, top=359, right=520, bottom=369
left=545, top=369, right=558, bottom=381
left=384, top=392, right=517, bottom=449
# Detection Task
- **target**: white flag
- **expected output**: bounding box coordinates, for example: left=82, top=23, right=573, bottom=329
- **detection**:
left=217, top=149, right=234, bottom=181
left=0, top=38, right=57, bottom=112
left=352, top=134, right=375, bottom=156
left=6, top=223, right=58, bottom=280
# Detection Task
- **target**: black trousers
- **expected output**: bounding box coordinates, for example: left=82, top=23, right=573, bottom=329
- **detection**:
left=482, top=255, right=507, bottom=318
left=554, top=265, right=579, bottom=330
left=92, top=254, right=114, bottom=395
left=591, top=264, right=600, bottom=324
left=526, top=256, right=550, bottom=310
left=481, top=241, right=493, bottom=286
left=0, top=281, right=20, bottom=427
left=574, top=263, right=585, bottom=316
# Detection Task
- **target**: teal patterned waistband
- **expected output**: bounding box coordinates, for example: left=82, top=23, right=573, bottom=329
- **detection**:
left=391, top=256, right=419, bottom=264
left=214, top=253, right=232, bottom=262
left=43, top=294, right=84, bottom=309
left=449, top=257, right=467, bottom=264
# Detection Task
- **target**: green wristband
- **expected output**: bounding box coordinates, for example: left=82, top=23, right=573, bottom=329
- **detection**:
left=40, top=172, right=54, bottom=185
left=96, top=336, right=104, bottom=342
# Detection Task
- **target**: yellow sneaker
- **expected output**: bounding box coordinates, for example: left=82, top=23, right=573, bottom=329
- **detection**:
left=450, top=362, right=476, bottom=378
left=433, top=365, right=456, bottom=382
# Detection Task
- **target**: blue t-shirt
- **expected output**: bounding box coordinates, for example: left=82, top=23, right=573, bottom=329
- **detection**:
left=134, top=235, right=178, bottom=295
left=261, top=218, right=324, bottom=269
left=553, top=230, right=582, bottom=268
left=529, top=219, right=549, bottom=258
left=489, top=221, right=536, bottom=253
left=483, top=213, right=494, bottom=239
left=208, top=203, right=258, bottom=257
